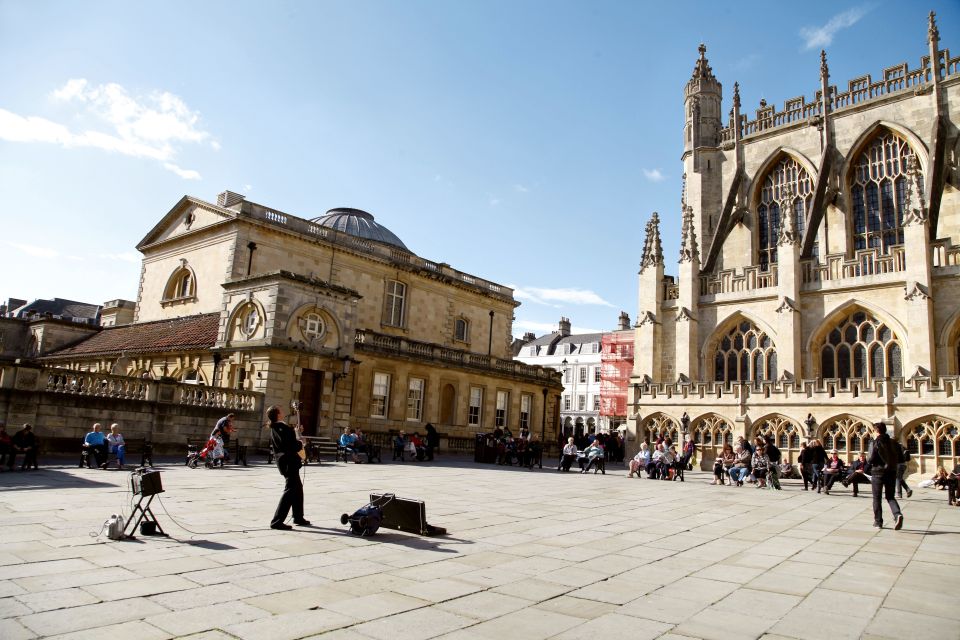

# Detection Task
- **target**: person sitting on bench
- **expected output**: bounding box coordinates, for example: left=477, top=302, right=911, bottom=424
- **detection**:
left=560, top=437, right=577, bottom=472
left=821, top=449, right=846, bottom=494
left=339, top=427, right=362, bottom=463
left=841, top=452, right=870, bottom=496
left=106, top=423, right=126, bottom=469
left=83, top=423, right=108, bottom=469
left=579, top=440, right=604, bottom=473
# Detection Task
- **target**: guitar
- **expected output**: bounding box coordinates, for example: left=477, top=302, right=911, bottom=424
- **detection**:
left=290, top=400, right=307, bottom=462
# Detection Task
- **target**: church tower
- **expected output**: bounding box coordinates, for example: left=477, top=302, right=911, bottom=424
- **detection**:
left=682, top=44, right=725, bottom=263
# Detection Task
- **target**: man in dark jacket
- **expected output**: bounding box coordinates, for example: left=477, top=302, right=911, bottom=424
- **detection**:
left=764, top=435, right=782, bottom=490
left=268, top=405, right=309, bottom=530
left=868, top=422, right=903, bottom=529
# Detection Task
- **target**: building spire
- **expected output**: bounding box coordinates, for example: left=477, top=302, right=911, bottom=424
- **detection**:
left=640, top=212, right=664, bottom=272
left=819, top=50, right=829, bottom=80
left=928, top=10, right=939, bottom=45
left=732, top=82, right=741, bottom=109
left=679, top=206, right=699, bottom=263
left=691, top=43, right=715, bottom=81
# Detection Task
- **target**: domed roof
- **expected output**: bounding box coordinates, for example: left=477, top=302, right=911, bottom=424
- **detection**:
left=310, top=208, right=409, bottom=251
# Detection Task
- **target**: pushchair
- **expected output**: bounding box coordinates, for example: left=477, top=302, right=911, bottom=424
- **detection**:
left=340, top=493, right=395, bottom=536
left=186, top=437, right=223, bottom=468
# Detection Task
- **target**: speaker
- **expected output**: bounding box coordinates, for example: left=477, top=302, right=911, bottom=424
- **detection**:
left=370, top=493, right=446, bottom=536
left=131, top=469, right=164, bottom=496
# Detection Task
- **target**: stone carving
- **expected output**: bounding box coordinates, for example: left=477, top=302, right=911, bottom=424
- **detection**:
left=638, top=311, right=658, bottom=326
left=776, top=185, right=800, bottom=247
left=640, top=212, right=664, bottom=272
left=679, top=206, right=699, bottom=263
left=929, top=11, right=939, bottom=44
left=902, top=155, right=928, bottom=226
left=691, top=43, right=715, bottom=81
left=676, top=307, right=695, bottom=323
left=775, top=297, right=799, bottom=314
left=819, top=50, right=829, bottom=79
left=904, top=281, right=931, bottom=301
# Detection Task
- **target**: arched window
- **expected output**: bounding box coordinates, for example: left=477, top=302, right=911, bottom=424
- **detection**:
left=820, top=417, right=872, bottom=464
left=850, top=130, right=918, bottom=255
left=817, top=310, right=902, bottom=383
left=692, top=414, right=733, bottom=461
left=752, top=416, right=802, bottom=462
left=757, top=156, right=814, bottom=271
left=233, top=303, right=261, bottom=339
left=714, top=320, right=777, bottom=383
left=641, top=414, right=677, bottom=443
left=454, top=317, right=469, bottom=342
left=905, top=418, right=959, bottom=475
left=163, top=264, right=196, bottom=302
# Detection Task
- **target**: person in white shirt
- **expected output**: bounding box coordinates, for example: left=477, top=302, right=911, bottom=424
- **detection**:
left=628, top=442, right=651, bottom=478
left=560, top=437, right=578, bottom=472
left=106, top=423, right=126, bottom=469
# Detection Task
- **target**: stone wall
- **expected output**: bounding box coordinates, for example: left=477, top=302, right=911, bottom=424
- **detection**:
left=0, top=363, right=265, bottom=455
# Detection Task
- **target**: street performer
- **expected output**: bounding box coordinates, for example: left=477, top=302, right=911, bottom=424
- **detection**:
left=267, top=405, right=310, bottom=530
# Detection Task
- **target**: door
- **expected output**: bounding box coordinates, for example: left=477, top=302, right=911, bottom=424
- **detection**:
left=298, top=369, right=324, bottom=437
left=440, top=384, right=456, bottom=425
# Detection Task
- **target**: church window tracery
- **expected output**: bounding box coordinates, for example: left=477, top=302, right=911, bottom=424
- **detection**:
left=757, top=156, right=813, bottom=271
left=692, top=414, right=733, bottom=461
left=713, top=320, right=777, bottom=383
left=850, top=131, right=918, bottom=255
left=752, top=416, right=801, bottom=461
left=817, top=311, right=902, bottom=383
left=820, top=417, right=872, bottom=463
left=905, top=418, right=959, bottom=474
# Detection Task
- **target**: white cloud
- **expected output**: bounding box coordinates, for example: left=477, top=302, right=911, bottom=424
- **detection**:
left=509, top=285, right=614, bottom=308
left=489, top=197, right=500, bottom=206
left=8, top=242, right=60, bottom=259
left=243, top=184, right=253, bottom=193
left=514, top=184, right=529, bottom=193
left=0, top=79, right=214, bottom=179
left=800, top=6, right=872, bottom=50
left=643, top=168, right=665, bottom=182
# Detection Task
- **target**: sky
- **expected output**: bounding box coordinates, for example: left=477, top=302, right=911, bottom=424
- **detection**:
left=1, top=1, right=957, bottom=339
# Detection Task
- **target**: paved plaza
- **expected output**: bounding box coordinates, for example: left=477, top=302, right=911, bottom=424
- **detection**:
left=1, top=456, right=958, bottom=640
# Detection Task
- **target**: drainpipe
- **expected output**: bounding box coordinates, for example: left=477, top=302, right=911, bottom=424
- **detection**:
left=487, top=310, right=494, bottom=355
left=246, top=242, right=257, bottom=276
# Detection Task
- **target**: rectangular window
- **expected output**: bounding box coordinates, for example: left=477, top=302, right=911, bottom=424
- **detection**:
left=579, top=367, right=587, bottom=383
left=592, top=342, right=599, bottom=354
left=406, top=377, right=424, bottom=421
left=495, top=390, right=508, bottom=427
left=383, top=280, right=406, bottom=327
left=468, top=387, right=483, bottom=426
left=564, top=395, right=571, bottom=411
left=577, top=395, right=586, bottom=411
left=455, top=318, right=468, bottom=341
left=594, top=367, right=602, bottom=383
left=520, top=394, right=531, bottom=430
left=371, top=373, right=390, bottom=418
left=593, top=395, right=600, bottom=411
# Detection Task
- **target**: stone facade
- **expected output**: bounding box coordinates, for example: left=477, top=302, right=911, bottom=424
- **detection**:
left=42, top=192, right=563, bottom=444
left=630, top=14, right=960, bottom=477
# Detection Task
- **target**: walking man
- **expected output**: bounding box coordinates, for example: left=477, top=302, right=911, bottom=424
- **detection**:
left=868, top=422, right=904, bottom=530
left=268, top=405, right=310, bottom=530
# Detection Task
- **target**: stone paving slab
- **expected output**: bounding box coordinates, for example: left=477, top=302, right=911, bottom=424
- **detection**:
left=1, top=458, right=959, bottom=638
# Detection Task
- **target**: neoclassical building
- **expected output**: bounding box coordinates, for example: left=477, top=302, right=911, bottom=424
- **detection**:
left=630, top=13, right=960, bottom=476
left=42, top=191, right=562, bottom=444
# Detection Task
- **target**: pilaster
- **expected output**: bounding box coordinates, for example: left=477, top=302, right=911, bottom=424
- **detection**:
left=902, top=158, right=936, bottom=377
left=776, top=186, right=802, bottom=379
left=635, top=213, right=664, bottom=383
left=676, top=205, right=700, bottom=381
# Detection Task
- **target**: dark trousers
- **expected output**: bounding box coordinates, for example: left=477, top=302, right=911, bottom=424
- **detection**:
left=85, top=444, right=108, bottom=467
left=11, top=448, right=38, bottom=470
left=823, top=471, right=841, bottom=491
left=811, top=464, right=824, bottom=490
left=871, top=472, right=902, bottom=525
left=896, top=463, right=910, bottom=497
left=0, top=444, right=11, bottom=469
left=560, top=454, right=576, bottom=471
left=272, top=469, right=304, bottom=526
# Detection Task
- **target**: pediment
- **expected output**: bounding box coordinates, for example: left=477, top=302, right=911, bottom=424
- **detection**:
left=137, top=196, right=238, bottom=250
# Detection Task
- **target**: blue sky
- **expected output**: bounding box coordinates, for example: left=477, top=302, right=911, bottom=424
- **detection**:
left=1, top=1, right=956, bottom=338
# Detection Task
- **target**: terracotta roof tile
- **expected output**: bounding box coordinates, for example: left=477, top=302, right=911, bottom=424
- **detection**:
left=44, top=313, right=220, bottom=358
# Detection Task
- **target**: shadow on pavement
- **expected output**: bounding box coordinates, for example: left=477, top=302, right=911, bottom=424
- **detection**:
left=0, top=468, right=118, bottom=490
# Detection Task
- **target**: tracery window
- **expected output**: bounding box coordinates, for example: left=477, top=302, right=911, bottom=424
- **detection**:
left=713, top=320, right=777, bottom=383
left=820, top=417, right=872, bottom=463
left=752, top=416, right=801, bottom=462
left=692, top=414, right=733, bottom=461
left=818, top=311, right=902, bottom=383
left=757, top=156, right=813, bottom=271
left=905, top=418, right=959, bottom=474
left=641, top=413, right=677, bottom=444
left=850, top=131, right=918, bottom=255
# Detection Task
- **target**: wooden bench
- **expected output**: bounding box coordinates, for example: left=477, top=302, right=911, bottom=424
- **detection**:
left=78, top=437, right=152, bottom=469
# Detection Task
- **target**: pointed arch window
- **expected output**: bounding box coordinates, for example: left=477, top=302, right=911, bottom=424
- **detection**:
left=757, top=156, right=813, bottom=271
left=850, top=130, right=918, bottom=255
left=713, top=320, right=777, bottom=383
left=817, top=310, right=902, bottom=383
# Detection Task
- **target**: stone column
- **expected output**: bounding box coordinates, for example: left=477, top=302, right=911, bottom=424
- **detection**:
left=634, top=213, right=664, bottom=383
left=775, top=186, right=802, bottom=380
left=902, top=158, right=936, bottom=378
left=676, top=205, right=700, bottom=381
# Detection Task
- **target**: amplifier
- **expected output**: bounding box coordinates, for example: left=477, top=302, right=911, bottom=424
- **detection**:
left=131, top=469, right=164, bottom=496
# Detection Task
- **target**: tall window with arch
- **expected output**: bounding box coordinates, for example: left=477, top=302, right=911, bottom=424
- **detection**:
left=713, top=320, right=777, bottom=383
left=818, top=310, right=902, bottom=383
left=757, top=156, right=814, bottom=271
left=850, top=130, right=918, bottom=255
left=163, top=264, right=196, bottom=301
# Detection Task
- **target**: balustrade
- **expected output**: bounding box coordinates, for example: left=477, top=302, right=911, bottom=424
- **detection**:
left=700, top=264, right=777, bottom=296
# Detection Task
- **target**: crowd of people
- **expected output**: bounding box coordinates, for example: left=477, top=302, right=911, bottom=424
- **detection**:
left=483, top=426, right=542, bottom=467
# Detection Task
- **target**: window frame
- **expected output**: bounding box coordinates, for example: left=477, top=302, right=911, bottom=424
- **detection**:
left=383, top=280, right=407, bottom=328
left=406, top=377, right=424, bottom=421
left=454, top=317, right=469, bottom=342
left=495, top=390, right=509, bottom=428
left=520, top=394, right=532, bottom=430
left=468, top=386, right=483, bottom=426
left=371, top=372, right=391, bottom=418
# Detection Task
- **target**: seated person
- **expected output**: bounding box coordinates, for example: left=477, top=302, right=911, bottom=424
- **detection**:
left=821, top=449, right=846, bottom=494
left=579, top=440, right=604, bottom=473
left=560, top=437, right=577, bottom=472
left=752, top=445, right=769, bottom=488
left=498, top=437, right=517, bottom=466
left=647, top=444, right=665, bottom=479
left=524, top=434, right=542, bottom=468
left=408, top=432, right=426, bottom=461
left=728, top=445, right=752, bottom=486
left=83, top=423, right=108, bottom=469
left=339, top=427, right=362, bottom=463
left=842, top=453, right=871, bottom=496
left=713, top=443, right=736, bottom=485
left=354, top=428, right=377, bottom=463
left=106, top=423, right=126, bottom=469
left=932, top=465, right=960, bottom=506
left=628, top=442, right=651, bottom=478
left=778, top=461, right=797, bottom=479
left=657, top=445, right=677, bottom=480
left=393, top=431, right=407, bottom=460
left=12, top=424, right=39, bottom=471
left=0, top=424, right=12, bottom=471
left=679, top=435, right=696, bottom=471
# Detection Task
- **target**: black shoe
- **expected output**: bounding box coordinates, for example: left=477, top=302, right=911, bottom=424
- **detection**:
left=293, top=519, right=311, bottom=526
left=873, top=521, right=883, bottom=528
left=906, top=489, right=913, bottom=498
left=270, top=523, right=293, bottom=530
left=894, top=515, right=904, bottom=530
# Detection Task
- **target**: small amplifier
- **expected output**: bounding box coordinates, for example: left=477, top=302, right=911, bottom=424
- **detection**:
left=131, top=469, right=164, bottom=496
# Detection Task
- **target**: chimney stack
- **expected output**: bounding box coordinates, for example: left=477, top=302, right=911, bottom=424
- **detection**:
left=618, top=311, right=631, bottom=331
left=558, top=317, right=571, bottom=337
